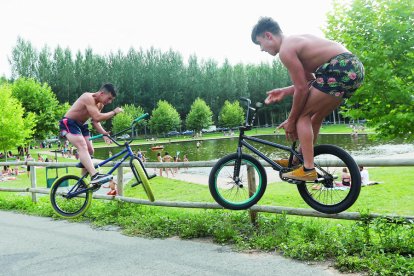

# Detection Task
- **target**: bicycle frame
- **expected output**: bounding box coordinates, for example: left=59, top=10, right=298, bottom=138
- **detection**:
left=65, top=113, right=150, bottom=199
left=233, top=98, right=303, bottom=180
left=65, top=144, right=136, bottom=198
left=237, top=130, right=302, bottom=172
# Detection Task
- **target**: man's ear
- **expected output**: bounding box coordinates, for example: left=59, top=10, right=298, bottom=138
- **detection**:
left=264, top=32, right=273, bottom=40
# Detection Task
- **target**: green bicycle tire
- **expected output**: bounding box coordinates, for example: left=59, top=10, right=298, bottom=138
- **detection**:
left=49, top=175, right=93, bottom=218
left=132, top=158, right=155, bottom=202
left=208, top=153, right=267, bottom=210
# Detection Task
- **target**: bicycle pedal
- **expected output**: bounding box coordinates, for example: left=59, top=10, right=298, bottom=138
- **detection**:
left=287, top=179, right=304, bottom=185
left=148, top=174, right=156, bottom=180
left=91, top=185, right=101, bottom=192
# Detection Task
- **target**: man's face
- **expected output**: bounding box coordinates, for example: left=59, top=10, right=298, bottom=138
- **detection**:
left=99, top=92, right=115, bottom=105
left=255, top=32, right=278, bottom=56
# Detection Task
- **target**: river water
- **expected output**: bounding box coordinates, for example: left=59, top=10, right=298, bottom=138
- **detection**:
left=94, top=134, right=414, bottom=162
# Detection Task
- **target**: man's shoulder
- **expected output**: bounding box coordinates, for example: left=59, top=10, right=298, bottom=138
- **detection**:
left=281, top=35, right=314, bottom=52
left=78, top=92, right=95, bottom=104
left=80, top=92, right=93, bottom=99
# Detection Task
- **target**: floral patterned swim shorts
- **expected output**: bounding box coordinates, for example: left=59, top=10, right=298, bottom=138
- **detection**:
left=311, top=52, right=364, bottom=99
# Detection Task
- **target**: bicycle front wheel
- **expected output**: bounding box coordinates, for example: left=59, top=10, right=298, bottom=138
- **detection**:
left=297, top=144, right=361, bottom=214
left=131, top=158, right=155, bottom=202
left=50, top=175, right=93, bottom=218
left=209, top=153, right=267, bottom=210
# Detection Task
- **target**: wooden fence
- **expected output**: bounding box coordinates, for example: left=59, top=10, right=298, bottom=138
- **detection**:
left=1, top=158, right=413, bottom=223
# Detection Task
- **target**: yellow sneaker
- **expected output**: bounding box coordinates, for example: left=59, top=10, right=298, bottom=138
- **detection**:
left=273, top=159, right=300, bottom=168
left=282, top=166, right=317, bottom=181
left=273, top=159, right=290, bottom=167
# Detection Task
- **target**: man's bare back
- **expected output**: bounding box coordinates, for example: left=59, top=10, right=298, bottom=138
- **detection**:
left=279, top=34, right=350, bottom=73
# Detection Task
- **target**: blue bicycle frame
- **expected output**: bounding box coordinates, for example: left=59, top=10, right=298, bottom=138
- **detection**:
left=66, top=143, right=137, bottom=198
left=65, top=112, right=151, bottom=199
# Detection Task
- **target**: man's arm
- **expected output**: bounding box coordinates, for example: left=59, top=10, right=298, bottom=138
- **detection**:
left=92, top=120, right=109, bottom=135
left=265, top=86, right=294, bottom=104
left=279, top=48, right=309, bottom=123
left=276, top=42, right=310, bottom=140
left=265, top=71, right=314, bottom=105
left=85, top=96, right=119, bottom=122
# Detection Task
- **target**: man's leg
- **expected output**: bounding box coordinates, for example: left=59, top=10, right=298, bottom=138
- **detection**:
left=296, top=87, right=342, bottom=169
left=283, top=88, right=341, bottom=181
left=65, top=133, right=97, bottom=176
left=83, top=136, right=95, bottom=176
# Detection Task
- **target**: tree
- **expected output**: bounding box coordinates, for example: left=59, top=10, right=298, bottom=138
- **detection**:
left=112, top=104, right=145, bottom=134
left=9, top=39, right=292, bottom=126
left=0, top=84, right=36, bottom=159
left=11, top=78, right=60, bottom=139
left=10, top=37, right=38, bottom=79
left=218, top=101, right=244, bottom=128
left=325, top=0, right=414, bottom=140
left=55, top=102, right=71, bottom=122
left=149, top=100, right=181, bottom=135
left=185, top=98, right=213, bottom=132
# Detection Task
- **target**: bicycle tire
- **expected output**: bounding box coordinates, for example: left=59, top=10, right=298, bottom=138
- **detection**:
left=296, top=144, right=361, bottom=214
left=50, top=175, right=93, bottom=218
left=131, top=158, right=155, bottom=202
left=209, top=153, right=267, bottom=210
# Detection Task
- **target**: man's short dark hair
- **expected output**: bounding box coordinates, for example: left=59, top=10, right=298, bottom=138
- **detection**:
left=251, top=17, right=283, bottom=44
left=100, top=83, right=117, bottom=97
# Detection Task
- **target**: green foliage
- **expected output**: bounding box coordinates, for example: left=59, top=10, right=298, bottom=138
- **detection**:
left=149, top=100, right=181, bottom=134
left=112, top=104, right=145, bottom=134
left=54, top=102, right=71, bottom=120
left=218, top=100, right=244, bottom=128
left=0, top=84, right=36, bottom=155
left=185, top=98, right=213, bottom=131
left=9, top=38, right=293, bottom=129
left=325, top=0, right=414, bottom=141
left=10, top=37, right=37, bottom=79
left=11, top=78, right=60, bottom=139
left=0, top=76, right=7, bottom=85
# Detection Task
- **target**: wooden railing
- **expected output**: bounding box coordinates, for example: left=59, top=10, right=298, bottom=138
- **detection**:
left=1, top=158, right=413, bottom=223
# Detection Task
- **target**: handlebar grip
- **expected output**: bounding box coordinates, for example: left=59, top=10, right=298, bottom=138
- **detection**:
left=133, top=113, right=149, bottom=123
left=89, top=134, right=103, bottom=140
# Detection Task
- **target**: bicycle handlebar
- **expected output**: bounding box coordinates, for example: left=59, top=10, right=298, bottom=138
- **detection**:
left=239, top=97, right=262, bottom=128
left=89, top=134, right=104, bottom=140
left=89, top=113, right=150, bottom=144
left=133, top=113, right=149, bottom=123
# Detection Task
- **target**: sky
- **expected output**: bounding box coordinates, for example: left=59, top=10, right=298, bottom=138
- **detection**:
left=0, top=0, right=335, bottom=78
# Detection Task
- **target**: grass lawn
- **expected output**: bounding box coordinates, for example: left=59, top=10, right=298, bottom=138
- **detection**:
left=122, top=166, right=413, bottom=216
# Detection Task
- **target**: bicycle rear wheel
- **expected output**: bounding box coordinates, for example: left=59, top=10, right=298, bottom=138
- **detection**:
left=209, top=153, right=267, bottom=210
left=50, top=175, right=92, bottom=218
left=297, top=144, right=361, bottom=214
left=131, top=158, right=155, bottom=202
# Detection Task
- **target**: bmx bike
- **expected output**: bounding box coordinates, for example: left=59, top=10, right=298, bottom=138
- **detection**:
left=50, top=113, right=155, bottom=218
left=208, top=98, right=361, bottom=214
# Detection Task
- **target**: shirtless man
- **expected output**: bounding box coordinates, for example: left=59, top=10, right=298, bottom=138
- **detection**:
left=59, top=83, right=123, bottom=185
left=251, top=17, right=364, bottom=181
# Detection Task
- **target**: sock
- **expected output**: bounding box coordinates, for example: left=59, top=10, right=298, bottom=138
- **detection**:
left=303, top=166, right=315, bottom=172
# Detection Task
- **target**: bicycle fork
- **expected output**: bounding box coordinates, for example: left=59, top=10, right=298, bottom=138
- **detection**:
left=232, top=146, right=244, bottom=187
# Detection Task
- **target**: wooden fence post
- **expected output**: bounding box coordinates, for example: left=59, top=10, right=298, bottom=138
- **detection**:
left=30, top=166, right=37, bottom=203
left=247, top=165, right=258, bottom=226
left=117, top=166, right=124, bottom=196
